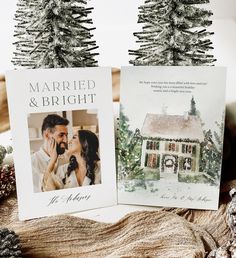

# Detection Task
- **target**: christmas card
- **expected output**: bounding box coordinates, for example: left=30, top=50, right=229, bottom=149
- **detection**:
left=6, top=67, right=117, bottom=220
left=118, top=66, right=226, bottom=210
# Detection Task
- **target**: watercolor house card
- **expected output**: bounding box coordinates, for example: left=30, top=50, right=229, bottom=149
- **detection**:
left=118, top=66, right=226, bottom=210
left=6, top=67, right=116, bottom=220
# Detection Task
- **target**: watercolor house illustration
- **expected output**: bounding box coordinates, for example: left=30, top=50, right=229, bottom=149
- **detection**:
left=140, top=113, right=204, bottom=178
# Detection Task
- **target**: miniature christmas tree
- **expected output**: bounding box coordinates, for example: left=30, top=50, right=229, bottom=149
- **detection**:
left=118, top=106, right=144, bottom=181
left=12, top=0, right=39, bottom=68
left=12, top=0, right=99, bottom=68
left=129, top=0, right=215, bottom=66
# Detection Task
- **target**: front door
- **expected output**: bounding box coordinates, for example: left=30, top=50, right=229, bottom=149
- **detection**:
left=162, top=155, right=178, bottom=174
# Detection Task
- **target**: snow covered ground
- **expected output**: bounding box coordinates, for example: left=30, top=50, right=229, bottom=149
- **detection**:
left=118, top=179, right=220, bottom=210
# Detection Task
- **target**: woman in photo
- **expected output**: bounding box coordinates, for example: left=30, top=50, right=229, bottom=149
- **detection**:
left=42, top=130, right=101, bottom=191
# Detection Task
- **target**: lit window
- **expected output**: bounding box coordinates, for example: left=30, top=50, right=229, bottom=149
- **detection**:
left=144, top=153, right=159, bottom=168
left=167, top=142, right=179, bottom=152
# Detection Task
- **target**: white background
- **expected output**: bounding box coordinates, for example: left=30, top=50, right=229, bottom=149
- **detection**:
left=0, top=0, right=236, bottom=103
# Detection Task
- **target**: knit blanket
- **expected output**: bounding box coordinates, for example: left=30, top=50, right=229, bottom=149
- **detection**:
left=0, top=181, right=234, bottom=258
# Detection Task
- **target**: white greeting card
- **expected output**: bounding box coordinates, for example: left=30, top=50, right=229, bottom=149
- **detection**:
left=6, top=67, right=117, bottom=220
left=118, top=66, right=226, bottom=210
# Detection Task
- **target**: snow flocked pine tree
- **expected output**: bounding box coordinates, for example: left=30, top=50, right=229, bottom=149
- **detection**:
left=118, top=105, right=144, bottom=181
left=13, top=0, right=98, bottom=68
left=12, top=0, right=39, bottom=68
left=129, top=0, right=216, bottom=66
left=200, top=117, right=224, bottom=184
left=189, top=96, right=197, bottom=116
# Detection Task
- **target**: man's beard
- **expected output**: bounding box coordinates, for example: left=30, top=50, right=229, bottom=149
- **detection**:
left=56, top=142, right=68, bottom=155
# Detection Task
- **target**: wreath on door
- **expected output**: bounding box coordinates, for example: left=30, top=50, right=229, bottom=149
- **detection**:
left=161, top=154, right=178, bottom=173
left=164, top=158, right=174, bottom=168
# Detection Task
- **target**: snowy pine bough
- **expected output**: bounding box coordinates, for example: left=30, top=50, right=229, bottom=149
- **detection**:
left=13, top=0, right=99, bottom=68
left=129, top=0, right=216, bottom=66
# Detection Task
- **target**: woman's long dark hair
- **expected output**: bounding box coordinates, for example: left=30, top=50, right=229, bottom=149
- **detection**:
left=64, top=130, right=100, bottom=185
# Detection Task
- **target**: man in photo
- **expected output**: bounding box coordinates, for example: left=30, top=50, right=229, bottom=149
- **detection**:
left=42, top=129, right=101, bottom=191
left=31, top=114, right=70, bottom=192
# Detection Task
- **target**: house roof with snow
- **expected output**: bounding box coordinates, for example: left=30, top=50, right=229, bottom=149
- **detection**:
left=141, top=113, right=204, bottom=142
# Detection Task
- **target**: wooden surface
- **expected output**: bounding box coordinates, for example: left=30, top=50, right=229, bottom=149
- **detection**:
left=0, top=75, right=9, bottom=133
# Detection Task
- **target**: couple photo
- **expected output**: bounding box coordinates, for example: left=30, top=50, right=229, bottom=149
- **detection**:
left=30, top=112, right=101, bottom=193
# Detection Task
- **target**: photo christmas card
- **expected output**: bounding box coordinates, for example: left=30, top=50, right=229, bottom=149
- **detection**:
left=6, top=67, right=117, bottom=220
left=118, top=66, right=227, bottom=210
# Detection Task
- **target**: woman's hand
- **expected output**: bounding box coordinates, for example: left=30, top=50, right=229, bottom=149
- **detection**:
left=46, top=138, right=58, bottom=175
left=47, top=137, right=58, bottom=163
left=42, top=138, right=58, bottom=191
